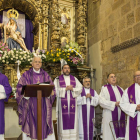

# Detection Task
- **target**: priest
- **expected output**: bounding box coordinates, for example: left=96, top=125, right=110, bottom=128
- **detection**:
left=77, top=77, right=99, bottom=140
left=16, top=56, right=56, bottom=140
left=0, top=73, right=12, bottom=140
left=120, top=71, right=140, bottom=140
left=99, top=73, right=125, bottom=140
left=54, top=64, right=83, bottom=140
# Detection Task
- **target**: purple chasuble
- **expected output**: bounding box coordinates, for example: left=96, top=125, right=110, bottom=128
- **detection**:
left=16, top=68, right=56, bottom=139
left=127, top=84, right=137, bottom=140
left=81, top=87, right=94, bottom=140
left=104, top=84, right=125, bottom=138
left=59, top=74, right=76, bottom=130
left=0, top=73, right=12, bottom=134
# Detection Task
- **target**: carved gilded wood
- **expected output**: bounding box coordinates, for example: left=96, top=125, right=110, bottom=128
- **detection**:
left=77, top=0, right=87, bottom=59
left=0, top=0, right=89, bottom=85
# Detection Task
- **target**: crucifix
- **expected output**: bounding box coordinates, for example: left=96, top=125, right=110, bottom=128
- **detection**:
left=37, top=76, right=40, bottom=84
left=63, top=104, right=67, bottom=109
left=71, top=104, right=75, bottom=109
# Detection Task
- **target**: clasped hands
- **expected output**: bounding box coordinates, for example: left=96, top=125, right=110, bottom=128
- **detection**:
left=66, top=85, right=73, bottom=91
left=86, top=93, right=92, bottom=99
left=136, top=104, right=140, bottom=111
left=115, top=101, right=120, bottom=107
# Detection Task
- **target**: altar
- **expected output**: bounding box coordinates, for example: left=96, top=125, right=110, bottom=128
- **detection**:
left=0, top=0, right=91, bottom=139
left=0, top=0, right=90, bottom=98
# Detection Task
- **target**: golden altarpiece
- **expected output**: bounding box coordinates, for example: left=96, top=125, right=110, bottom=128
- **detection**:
left=0, top=0, right=95, bottom=106
left=0, top=0, right=95, bottom=87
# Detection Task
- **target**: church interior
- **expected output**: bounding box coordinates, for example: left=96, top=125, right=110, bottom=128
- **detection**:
left=0, top=0, right=139, bottom=139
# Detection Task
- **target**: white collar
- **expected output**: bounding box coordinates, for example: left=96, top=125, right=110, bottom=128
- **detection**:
left=33, top=68, right=40, bottom=73
left=135, top=83, right=140, bottom=87
left=84, top=87, right=90, bottom=90
left=111, top=84, right=116, bottom=87
left=63, top=74, right=70, bottom=77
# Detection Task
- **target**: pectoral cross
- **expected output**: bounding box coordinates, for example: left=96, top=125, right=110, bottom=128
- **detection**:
left=37, top=76, right=40, bottom=84
left=121, top=123, right=124, bottom=128
left=71, top=104, right=75, bottom=109
left=63, top=104, right=67, bottom=109
left=115, top=123, right=118, bottom=127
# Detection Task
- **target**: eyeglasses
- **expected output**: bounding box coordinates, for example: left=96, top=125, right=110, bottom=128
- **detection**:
left=110, top=76, right=116, bottom=78
left=135, top=75, right=140, bottom=77
left=34, top=61, right=42, bottom=64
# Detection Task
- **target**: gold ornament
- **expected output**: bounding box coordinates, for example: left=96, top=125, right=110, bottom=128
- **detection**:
left=7, top=8, right=19, bottom=19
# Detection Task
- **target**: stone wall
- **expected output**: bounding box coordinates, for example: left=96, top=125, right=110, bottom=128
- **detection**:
left=88, top=0, right=140, bottom=89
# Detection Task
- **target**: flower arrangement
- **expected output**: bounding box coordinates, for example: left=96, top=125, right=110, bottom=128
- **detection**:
left=0, top=42, right=10, bottom=62
left=44, top=41, right=83, bottom=66
left=0, top=41, right=83, bottom=67
left=0, top=42, right=10, bottom=52
left=9, top=81, right=18, bottom=99
left=64, top=42, right=83, bottom=66
left=33, top=49, right=47, bottom=62
left=64, top=41, right=80, bottom=52
left=0, top=48, right=34, bottom=67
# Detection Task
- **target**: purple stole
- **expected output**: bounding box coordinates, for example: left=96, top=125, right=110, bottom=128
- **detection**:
left=81, top=87, right=94, bottom=140
left=127, top=84, right=137, bottom=140
left=105, top=84, right=125, bottom=138
left=59, top=74, right=76, bottom=130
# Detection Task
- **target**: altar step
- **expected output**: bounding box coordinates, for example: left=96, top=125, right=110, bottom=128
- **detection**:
left=5, top=138, right=17, bottom=140
left=4, top=120, right=57, bottom=140
left=5, top=134, right=22, bottom=140
left=5, top=120, right=57, bottom=140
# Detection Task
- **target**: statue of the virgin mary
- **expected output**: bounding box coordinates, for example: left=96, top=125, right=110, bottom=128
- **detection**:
left=0, top=9, right=28, bottom=51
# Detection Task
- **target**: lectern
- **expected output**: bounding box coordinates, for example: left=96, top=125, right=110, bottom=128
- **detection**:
left=24, top=84, right=54, bottom=140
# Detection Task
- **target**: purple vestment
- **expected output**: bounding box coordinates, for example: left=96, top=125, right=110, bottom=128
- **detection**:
left=16, top=68, right=56, bottom=139
left=81, top=87, right=95, bottom=140
left=127, top=83, right=137, bottom=140
left=104, top=84, right=125, bottom=138
left=59, top=74, right=76, bottom=130
left=0, top=73, right=12, bottom=134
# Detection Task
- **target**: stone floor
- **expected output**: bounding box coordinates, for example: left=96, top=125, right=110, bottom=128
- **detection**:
left=5, top=139, right=17, bottom=140
left=5, top=134, right=22, bottom=140
left=5, top=136, right=102, bottom=140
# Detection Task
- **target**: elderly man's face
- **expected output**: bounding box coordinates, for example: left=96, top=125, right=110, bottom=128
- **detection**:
left=134, top=71, right=140, bottom=84
left=32, top=57, right=42, bottom=71
left=107, top=74, right=116, bottom=85
left=62, top=65, right=70, bottom=75
left=83, top=78, right=90, bottom=88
